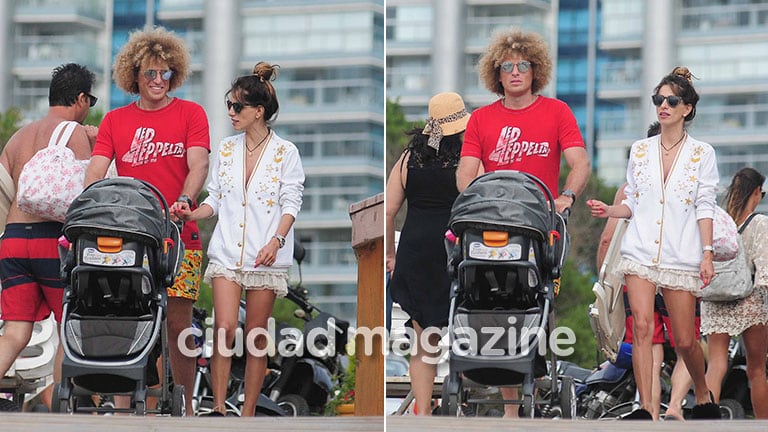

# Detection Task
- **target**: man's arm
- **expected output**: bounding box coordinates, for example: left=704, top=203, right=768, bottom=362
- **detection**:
left=83, top=155, right=111, bottom=187
left=561, top=146, right=591, bottom=198
left=456, top=156, right=482, bottom=192
left=180, top=147, right=210, bottom=201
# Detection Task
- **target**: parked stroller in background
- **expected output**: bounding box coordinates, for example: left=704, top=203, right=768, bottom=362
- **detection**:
left=440, top=171, right=575, bottom=418
left=52, top=177, right=184, bottom=416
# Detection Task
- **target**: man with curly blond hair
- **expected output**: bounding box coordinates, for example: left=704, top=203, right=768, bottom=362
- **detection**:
left=455, top=28, right=591, bottom=418
left=456, top=28, right=590, bottom=213
left=84, top=27, right=210, bottom=415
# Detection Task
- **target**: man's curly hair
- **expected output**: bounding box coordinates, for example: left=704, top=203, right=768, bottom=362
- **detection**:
left=477, top=28, right=552, bottom=96
left=112, top=27, right=190, bottom=95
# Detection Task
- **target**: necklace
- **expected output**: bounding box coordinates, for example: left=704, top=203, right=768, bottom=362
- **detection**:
left=246, top=130, right=271, bottom=155
left=660, top=132, right=686, bottom=156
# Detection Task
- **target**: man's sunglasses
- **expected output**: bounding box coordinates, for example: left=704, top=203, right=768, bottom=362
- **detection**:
left=651, top=94, right=682, bottom=108
left=226, top=99, right=252, bottom=114
left=500, top=61, right=532, bottom=73
left=84, top=93, right=98, bottom=107
left=143, top=69, right=173, bottom=81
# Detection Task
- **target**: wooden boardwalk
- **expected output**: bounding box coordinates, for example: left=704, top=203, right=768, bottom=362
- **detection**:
left=5, top=412, right=768, bottom=432
left=2, top=413, right=384, bottom=432
left=387, top=416, right=768, bottom=431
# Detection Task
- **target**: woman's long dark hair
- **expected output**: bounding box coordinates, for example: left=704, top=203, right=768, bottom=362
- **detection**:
left=725, top=167, right=765, bottom=223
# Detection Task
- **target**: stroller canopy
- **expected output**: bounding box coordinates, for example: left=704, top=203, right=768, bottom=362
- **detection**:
left=64, top=177, right=169, bottom=247
left=449, top=170, right=553, bottom=240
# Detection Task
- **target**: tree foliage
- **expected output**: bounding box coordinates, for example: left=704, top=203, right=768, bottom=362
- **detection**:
left=0, top=107, right=23, bottom=149
left=385, top=98, right=419, bottom=176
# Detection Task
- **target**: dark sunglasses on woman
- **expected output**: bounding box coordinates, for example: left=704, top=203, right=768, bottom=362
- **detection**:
left=651, top=94, right=682, bottom=108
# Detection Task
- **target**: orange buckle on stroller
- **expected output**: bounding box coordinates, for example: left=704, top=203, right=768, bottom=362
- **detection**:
left=483, top=231, right=508, bottom=247
left=548, top=230, right=561, bottom=246
left=97, top=236, right=123, bottom=253
left=163, top=238, right=175, bottom=254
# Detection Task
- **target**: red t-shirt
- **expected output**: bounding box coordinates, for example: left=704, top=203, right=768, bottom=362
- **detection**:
left=461, top=97, right=584, bottom=196
left=92, top=98, right=210, bottom=249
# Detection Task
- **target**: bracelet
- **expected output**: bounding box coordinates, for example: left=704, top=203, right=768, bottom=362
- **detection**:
left=702, top=245, right=714, bottom=253
left=272, top=233, right=286, bottom=248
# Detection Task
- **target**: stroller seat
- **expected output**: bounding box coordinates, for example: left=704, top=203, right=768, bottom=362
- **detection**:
left=53, top=177, right=185, bottom=416
left=441, top=170, right=572, bottom=418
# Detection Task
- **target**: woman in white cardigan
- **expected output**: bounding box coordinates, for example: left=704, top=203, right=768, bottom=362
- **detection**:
left=172, top=62, right=304, bottom=416
left=587, top=67, right=720, bottom=420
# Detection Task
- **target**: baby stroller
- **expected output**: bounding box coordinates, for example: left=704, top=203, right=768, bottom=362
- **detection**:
left=51, top=177, right=184, bottom=416
left=440, top=170, right=575, bottom=418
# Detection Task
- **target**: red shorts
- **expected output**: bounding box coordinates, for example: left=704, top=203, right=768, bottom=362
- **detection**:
left=0, top=222, right=65, bottom=322
left=623, top=287, right=701, bottom=348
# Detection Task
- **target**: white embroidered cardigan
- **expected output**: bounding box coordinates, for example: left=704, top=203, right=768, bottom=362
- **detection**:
left=202, top=132, right=304, bottom=271
left=620, top=134, right=719, bottom=272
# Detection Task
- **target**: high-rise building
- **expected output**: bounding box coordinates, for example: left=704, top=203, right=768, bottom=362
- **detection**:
left=0, top=0, right=384, bottom=325
left=387, top=0, right=768, bottom=193
left=386, top=0, right=557, bottom=119
left=597, top=0, right=768, bottom=188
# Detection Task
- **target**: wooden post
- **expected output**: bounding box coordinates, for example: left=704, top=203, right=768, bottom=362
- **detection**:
left=349, top=193, right=384, bottom=416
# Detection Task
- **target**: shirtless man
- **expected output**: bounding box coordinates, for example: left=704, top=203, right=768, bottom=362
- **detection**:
left=0, top=63, right=98, bottom=402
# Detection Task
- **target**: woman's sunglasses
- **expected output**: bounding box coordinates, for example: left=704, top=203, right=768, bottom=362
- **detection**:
left=226, top=99, right=251, bottom=114
left=651, top=94, right=682, bottom=108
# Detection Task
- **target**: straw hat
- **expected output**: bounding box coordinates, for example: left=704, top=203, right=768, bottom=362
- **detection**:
left=422, top=92, right=470, bottom=152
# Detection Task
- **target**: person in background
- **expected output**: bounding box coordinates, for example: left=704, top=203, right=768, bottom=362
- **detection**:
left=0, top=63, right=97, bottom=408
left=588, top=67, right=720, bottom=420
left=84, top=27, right=210, bottom=414
left=172, top=62, right=304, bottom=417
left=386, top=92, right=471, bottom=415
left=455, top=27, right=590, bottom=417
left=702, top=167, right=768, bottom=419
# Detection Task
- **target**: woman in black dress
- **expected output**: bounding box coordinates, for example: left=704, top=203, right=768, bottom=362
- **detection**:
left=386, top=92, right=471, bottom=415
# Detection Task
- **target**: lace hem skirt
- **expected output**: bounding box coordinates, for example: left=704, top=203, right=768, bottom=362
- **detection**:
left=204, top=263, right=288, bottom=297
left=613, top=257, right=702, bottom=296
left=701, top=286, right=768, bottom=336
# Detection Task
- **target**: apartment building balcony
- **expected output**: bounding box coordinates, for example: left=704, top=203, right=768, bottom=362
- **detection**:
left=14, top=0, right=105, bottom=26
left=693, top=103, right=768, bottom=141
left=680, top=2, right=768, bottom=37
left=597, top=109, right=643, bottom=142
left=273, top=78, right=384, bottom=117
left=13, top=36, right=102, bottom=73
left=597, top=59, right=643, bottom=94
left=465, top=15, right=548, bottom=49
left=157, top=0, right=204, bottom=19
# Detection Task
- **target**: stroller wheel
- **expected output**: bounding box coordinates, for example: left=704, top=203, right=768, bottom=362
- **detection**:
left=522, top=394, right=534, bottom=418
left=51, top=383, right=70, bottom=414
left=171, top=385, right=186, bottom=417
left=718, top=398, right=745, bottom=419
left=135, top=399, right=146, bottom=416
left=439, top=373, right=462, bottom=416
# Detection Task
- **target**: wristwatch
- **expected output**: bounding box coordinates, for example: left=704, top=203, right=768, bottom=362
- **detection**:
left=272, top=233, right=286, bottom=248
left=177, top=194, right=193, bottom=207
left=561, top=189, right=576, bottom=205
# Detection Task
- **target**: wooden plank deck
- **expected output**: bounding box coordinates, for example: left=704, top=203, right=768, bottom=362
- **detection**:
left=1, top=413, right=384, bottom=432
left=387, top=416, right=768, bottom=431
